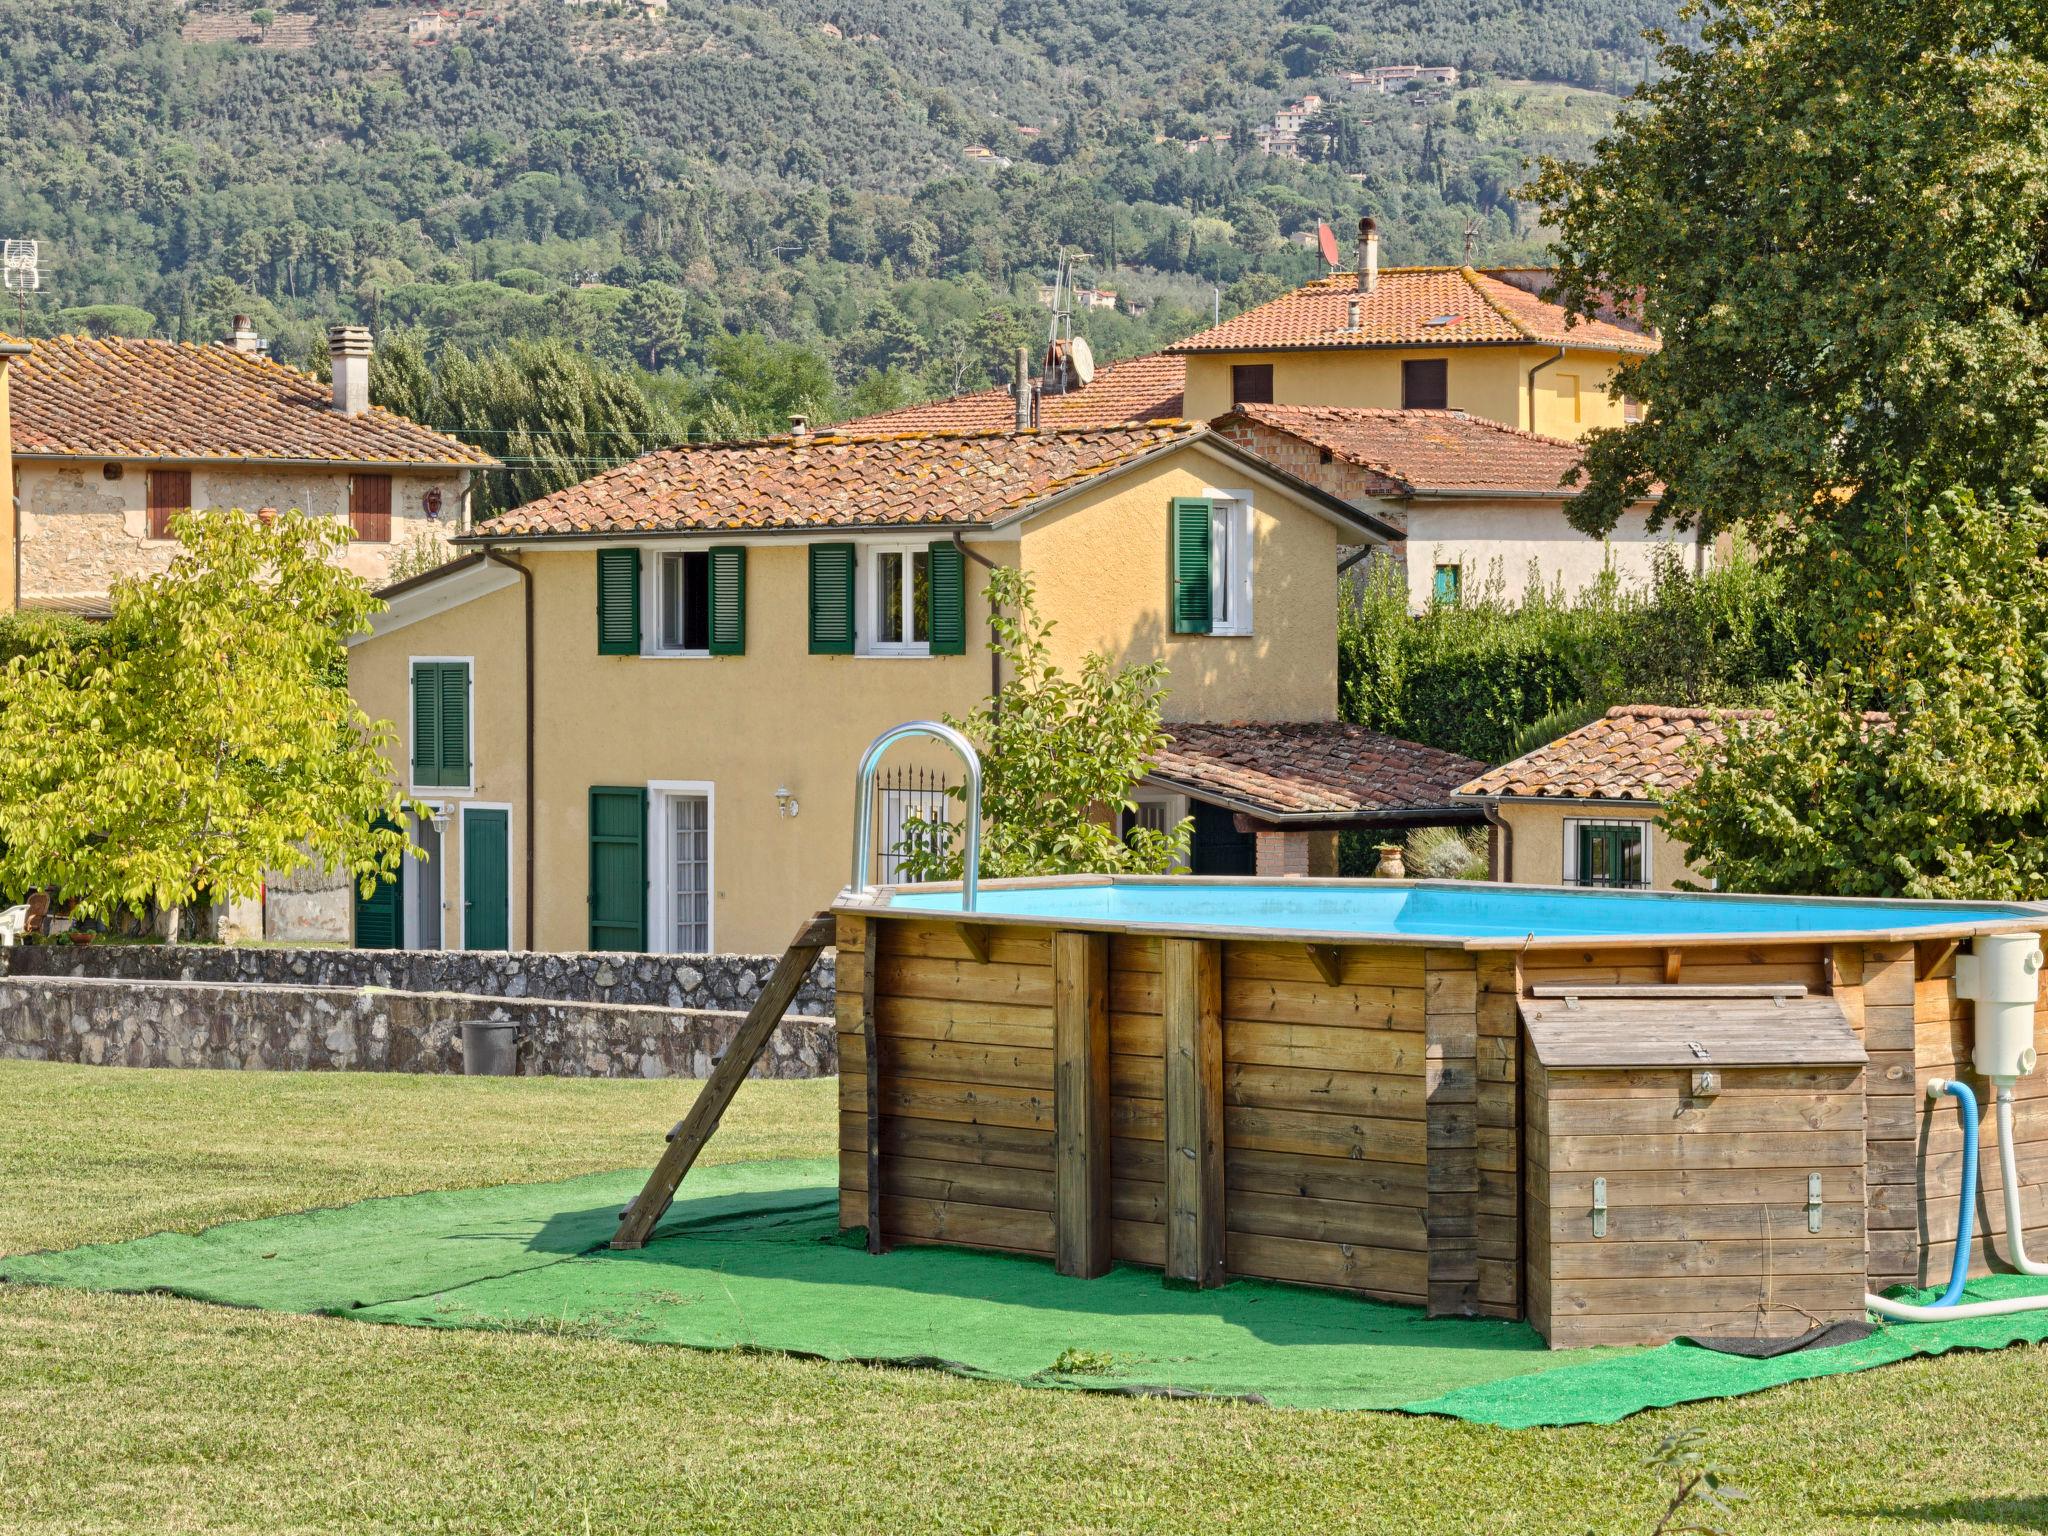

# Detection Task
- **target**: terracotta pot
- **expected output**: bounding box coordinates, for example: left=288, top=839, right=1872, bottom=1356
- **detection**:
left=1372, top=843, right=1407, bottom=880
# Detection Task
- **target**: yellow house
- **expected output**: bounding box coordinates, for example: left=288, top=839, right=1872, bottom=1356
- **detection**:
left=345, top=422, right=1489, bottom=954
left=1452, top=705, right=1728, bottom=889
left=1169, top=224, right=1658, bottom=439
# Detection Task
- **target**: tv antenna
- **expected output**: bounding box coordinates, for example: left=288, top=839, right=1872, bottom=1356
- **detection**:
left=3, top=240, right=37, bottom=333
left=1043, top=249, right=1089, bottom=396
left=1463, top=221, right=1481, bottom=265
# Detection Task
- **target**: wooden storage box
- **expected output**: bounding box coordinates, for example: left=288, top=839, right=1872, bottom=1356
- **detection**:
left=1522, top=986, right=1870, bottom=1349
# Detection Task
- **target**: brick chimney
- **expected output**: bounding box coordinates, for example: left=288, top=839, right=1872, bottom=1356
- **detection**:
left=327, top=325, right=373, bottom=415
left=1356, top=216, right=1380, bottom=295
left=225, top=314, right=263, bottom=355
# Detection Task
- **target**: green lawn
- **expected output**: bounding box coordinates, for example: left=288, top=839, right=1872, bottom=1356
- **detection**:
left=4, top=1061, right=2048, bottom=1534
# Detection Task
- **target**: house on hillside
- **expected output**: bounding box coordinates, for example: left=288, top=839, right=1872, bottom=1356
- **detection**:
left=345, top=422, right=1487, bottom=953
left=841, top=351, right=1186, bottom=433
left=2, top=323, right=498, bottom=615
left=1452, top=705, right=1728, bottom=889
left=1213, top=404, right=1691, bottom=606
left=1167, top=221, right=1656, bottom=438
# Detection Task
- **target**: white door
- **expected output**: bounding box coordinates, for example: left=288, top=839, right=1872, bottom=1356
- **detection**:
left=666, top=793, right=710, bottom=951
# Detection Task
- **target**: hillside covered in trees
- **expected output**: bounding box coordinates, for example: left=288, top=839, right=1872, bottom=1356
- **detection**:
left=1, top=0, right=1672, bottom=454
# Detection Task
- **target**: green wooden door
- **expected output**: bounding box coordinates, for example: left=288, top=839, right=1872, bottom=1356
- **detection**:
left=588, top=786, right=648, bottom=950
left=353, top=870, right=403, bottom=949
left=463, top=807, right=511, bottom=951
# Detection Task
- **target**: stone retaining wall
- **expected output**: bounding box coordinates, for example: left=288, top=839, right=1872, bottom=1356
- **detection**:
left=0, top=943, right=836, bottom=1019
left=0, top=975, right=837, bottom=1079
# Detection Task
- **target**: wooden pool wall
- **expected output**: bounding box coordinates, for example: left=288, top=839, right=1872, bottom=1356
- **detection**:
left=834, top=913, right=2048, bottom=1329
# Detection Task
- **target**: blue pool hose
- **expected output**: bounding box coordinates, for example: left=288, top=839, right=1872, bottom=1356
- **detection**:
left=1930, top=1078, right=1979, bottom=1309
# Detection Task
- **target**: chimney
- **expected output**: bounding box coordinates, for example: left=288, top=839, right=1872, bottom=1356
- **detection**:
left=327, top=324, right=373, bottom=415
left=788, top=413, right=811, bottom=438
left=1356, top=216, right=1380, bottom=294
left=225, top=314, right=263, bottom=355
left=1014, top=344, right=1032, bottom=431
left=1346, top=297, right=1360, bottom=330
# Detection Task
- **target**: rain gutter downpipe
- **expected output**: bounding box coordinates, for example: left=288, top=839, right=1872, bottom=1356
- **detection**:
left=1526, top=345, right=1566, bottom=433
left=482, top=546, right=535, bottom=949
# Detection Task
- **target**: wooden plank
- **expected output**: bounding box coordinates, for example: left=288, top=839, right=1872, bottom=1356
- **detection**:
left=1303, top=943, right=1343, bottom=986
left=1539, top=1065, right=1866, bottom=1098
left=1218, top=977, right=1428, bottom=1031
left=1545, top=1165, right=1865, bottom=1208
left=1546, top=1272, right=1863, bottom=1317
left=1225, top=1189, right=1429, bottom=1251
left=863, top=914, right=882, bottom=1252
left=1221, top=941, right=1425, bottom=988
left=876, top=954, right=1055, bottom=1008
left=876, top=994, right=1054, bottom=1048
left=1547, top=1237, right=1865, bottom=1280
left=841, top=1150, right=1056, bottom=1213
left=1521, top=996, right=1864, bottom=1070
left=1426, top=949, right=1479, bottom=1319
left=1221, top=1021, right=1426, bottom=1075
left=1224, top=1145, right=1430, bottom=1208
left=878, top=1035, right=1054, bottom=1090
left=958, top=923, right=994, bottom=965
left=1663, top=948, right=1683, bottom=984
left=880, top=1195, right=1055, bottom=1256
left=1541, top=1093, right=1865, bottom=1137
left=1559, top=1198, right=1865, bottom=1243
left=842, top=1112, right=1054, bottom=1171
left=1162, top=937, right=1226, bottom=1287
left=1224, top=1230, right=1428, bottom=1303
left=1548, top=1130, right=1865, bottom=1172
left=1528, top=982, right=1808, bottom=1000
left=1225, top=1103, right=1429, bottom=1163
left=1052, top=930, right=1111, bottom=1279
left=613, top=912, right=837, bottom=1249
left=1116, top=1055, right=1430, bottom=1119
left=880, top=920, right=1052, bottom=966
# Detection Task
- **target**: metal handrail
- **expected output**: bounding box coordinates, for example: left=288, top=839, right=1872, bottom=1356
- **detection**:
left=852, top=720, right=982, bottom=911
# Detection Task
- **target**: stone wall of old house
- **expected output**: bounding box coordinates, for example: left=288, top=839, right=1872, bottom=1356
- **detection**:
left=14, top=460, right=468, bottom=606
left=1212, top=418, right=1411, bottom=532
left=0, top=973, right=837, bottom=1079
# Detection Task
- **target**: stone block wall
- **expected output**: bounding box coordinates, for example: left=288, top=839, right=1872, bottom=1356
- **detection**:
left=0, top=943, right=837, bottom=1024
left=0, top=975, right=836, bottom=1080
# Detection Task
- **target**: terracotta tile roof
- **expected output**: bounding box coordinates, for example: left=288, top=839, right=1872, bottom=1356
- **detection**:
left=471, top=423, right=1204, bottom=537
left=1456, top=705, right=1741, bottom=802
left=839, top=352, right=1186, bottom=432
left=1220, top=404, right=1597, bottom=496
left=1167, top=267, right=1659, bottom=355
left=6, top=334, right=498, bottom=469
left=1148, top=721, right=1486, bottom=821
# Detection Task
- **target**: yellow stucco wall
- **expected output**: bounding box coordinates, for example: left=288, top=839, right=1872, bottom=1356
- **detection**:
left=346, top=441, right=1354, bottom=952
left=1018, top=443, right=1339, bottom=722
left=1493, top=800, right=1701, bottom=890
left=1182, top=345, right=1632, bottom=438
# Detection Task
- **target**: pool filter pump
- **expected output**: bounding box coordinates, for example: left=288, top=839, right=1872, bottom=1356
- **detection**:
left=1955, top=933, right=2043, bottom=1082
left=1868, top=931, right=2048, bottom=1323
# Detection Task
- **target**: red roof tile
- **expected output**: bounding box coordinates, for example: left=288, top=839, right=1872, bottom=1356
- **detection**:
left=840, top=352, right=1186, bottom=432
left=471, top=423, right=1204, bottom=537
left=1455, top=705, right=1740, bottom=802
left=1149, top=721, right=1486, bottom=820
left=1168, top=267, right=1659, bottom=355
left=1219, top=405, right=1597, bottom=496
left=6, top=334, right=497, bottom=468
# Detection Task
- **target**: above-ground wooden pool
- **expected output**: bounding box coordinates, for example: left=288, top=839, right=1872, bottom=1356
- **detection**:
left=831, top=877, right=2048, bottom=1347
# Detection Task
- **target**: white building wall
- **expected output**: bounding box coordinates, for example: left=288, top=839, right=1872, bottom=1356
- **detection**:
left=1402, top=499, right=1704, bottom=609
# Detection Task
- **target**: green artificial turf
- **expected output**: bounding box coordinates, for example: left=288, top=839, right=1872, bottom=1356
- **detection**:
left=10, top=1060, right=2048, bottom=1534
left=13, top=1149, right=2048, bottom=1427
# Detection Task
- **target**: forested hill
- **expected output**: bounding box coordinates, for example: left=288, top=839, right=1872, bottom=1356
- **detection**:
left=0, top=0, right=1674, bottom=435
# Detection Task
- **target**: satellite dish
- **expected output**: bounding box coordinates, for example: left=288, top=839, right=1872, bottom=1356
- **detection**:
left=1316, top=221, right=1341, bottom=269
left=1068, top=335, right=1095, bottom=387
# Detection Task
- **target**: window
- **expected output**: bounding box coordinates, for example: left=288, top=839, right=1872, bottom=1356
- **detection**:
left=1121, top=790, right=1190, bottom=872
left=1231, top=364, right=1274, bottom=407
left=1555, top=373, right=1583, bottom=424
left=410, top=660, right=471, bottom=790
left=1568, top=819, right=1649, bottom=888
left=145, top=469, right=190, bottom=540
left=1402, top=359, right=1449, bottom=410
left=654, top=789, right=712, bottom=951
left=1209, top=500, right=1253, bottom=635
left=1432, top=563, right=1462, bottom=607
left=1622, top=395, right=1644, bottom=423
left=351, top=473, right=393, bottom=542
left=656, top=550, right=712, bottom=654
left=871, top=545, right=932, bottom=655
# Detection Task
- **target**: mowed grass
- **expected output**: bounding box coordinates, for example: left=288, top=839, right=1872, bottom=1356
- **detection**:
left=4, top=1061, right=2048, bottom=1535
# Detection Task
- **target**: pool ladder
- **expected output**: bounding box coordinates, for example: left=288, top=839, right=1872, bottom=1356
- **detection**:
left=851, top=720, right=983, bottom=912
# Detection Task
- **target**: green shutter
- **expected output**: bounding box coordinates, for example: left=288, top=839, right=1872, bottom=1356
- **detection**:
left=597, top=548, right=641, bottom=655
left=588, top=786, right=648, bottom=950
left=809, top=542, right=856, bottom=655
left=411, top=662, right=441, bottom=786
left=708, top=545, right=747, bottom=656
left=437, top=663, right=470, bottom=785
left=927, top=539, right=966, bottom=656
left=1170, top=498, right=1214, bottom=634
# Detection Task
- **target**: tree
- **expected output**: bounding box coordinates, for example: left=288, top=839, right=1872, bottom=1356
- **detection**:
left=1534, top=0, right=2048, bottom=542
left=893, top=568, right=1189, bottom=881
left=0, top=510, right=416, bottom=930
left=1662, top=490, right=2048, bottom=899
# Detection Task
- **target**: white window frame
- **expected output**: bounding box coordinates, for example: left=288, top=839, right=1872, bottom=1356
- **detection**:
left=456, top=800, right=516, bottom=951
left=1563, top=816, right=1653, bottom=888
left=1127, top=788, right=1192, bottom=873
left=861, top=543, right=934, bottom=658
left=408, top=655, right=475, bottom=798
left=647, top=779, right=716, bottom=954
left=1204, top=491, right=1255, bottom=637
left=646, top=548, right=712, bottom=659
left=403, top=802, right=448, bottom=950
